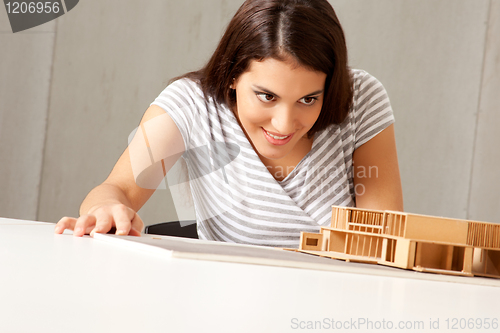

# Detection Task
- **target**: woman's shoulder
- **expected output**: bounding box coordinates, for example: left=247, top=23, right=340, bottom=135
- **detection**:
left=152, top=77, right=217, bottom=113
left=350, top=68, right=369, bottom=79
left=346, top=68, right=394, bottom=144
left=151, top=77, right=211, bottom=118
left=349, top=68, right=384, bottom=92
left=165, top=77, right=205, bottom=99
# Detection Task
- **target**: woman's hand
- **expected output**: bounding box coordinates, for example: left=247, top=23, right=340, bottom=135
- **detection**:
left=54, top=106, right=182, bottom=238
left=54, top=204, right=144, bottom=237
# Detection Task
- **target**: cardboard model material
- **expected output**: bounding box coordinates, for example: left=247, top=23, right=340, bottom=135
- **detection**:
left=93, top=232, right=500, bottom=287
left=297, top=206, right=500, bottom=278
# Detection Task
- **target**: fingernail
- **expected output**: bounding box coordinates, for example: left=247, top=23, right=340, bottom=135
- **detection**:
left=94, top=226, right=102, bottom=233
left=74, top=227, right=83, bottom=235
left=116, top=230, right=127, bottom=236
left=54, top=226, right=61, bottom=233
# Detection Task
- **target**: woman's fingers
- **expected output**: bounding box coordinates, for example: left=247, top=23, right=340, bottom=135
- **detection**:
left=73, top=214, right=97, bottom=237
left=54, top=216, right=77, bottom=234
left=55, top=204, right=143, bottom=237
left=90, top=209, right=114, bottom=237
left=91, top=204, right=143, bottom=236
left=112, top=204, right=135, bottom=236
left=129, top=212, right=144, bottom=236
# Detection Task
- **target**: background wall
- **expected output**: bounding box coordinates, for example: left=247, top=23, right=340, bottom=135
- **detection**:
left=1, top=0, right=499, bottom=226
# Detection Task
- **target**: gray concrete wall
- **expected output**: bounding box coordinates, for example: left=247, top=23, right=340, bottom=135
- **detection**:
left=468, top=0, right=500, bottom=222
left=0, top=8, right=55, bottom=220
left=1, top=0, right=499, bottom=226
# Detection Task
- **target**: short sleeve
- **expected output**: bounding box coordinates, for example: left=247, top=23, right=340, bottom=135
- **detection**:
left=351, top=70, right=395, bottom=150
left=150, top=78, right=204, bottom=149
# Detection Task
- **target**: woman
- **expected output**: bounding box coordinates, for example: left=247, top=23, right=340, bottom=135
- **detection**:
left=55, top=0, right=403, bottom=248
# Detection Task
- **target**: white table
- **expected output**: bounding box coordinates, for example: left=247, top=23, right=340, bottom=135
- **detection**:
left=1, top=218, right=499, bottom=333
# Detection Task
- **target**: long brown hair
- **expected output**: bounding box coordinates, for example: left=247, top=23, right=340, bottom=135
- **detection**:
left=179, top=0, right=353, bottom=137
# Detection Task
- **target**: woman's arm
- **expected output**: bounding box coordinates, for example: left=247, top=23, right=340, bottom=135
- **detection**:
left=55, top=105, right=185, bottom=237
left=352, top=124, right=403, bottom=211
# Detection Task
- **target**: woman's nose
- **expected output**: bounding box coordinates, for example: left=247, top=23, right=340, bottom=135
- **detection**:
left=271, top=105, right=297, bottom=134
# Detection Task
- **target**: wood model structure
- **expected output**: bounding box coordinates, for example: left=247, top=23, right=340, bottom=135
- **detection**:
left=297, top=206, right=500, bottom=278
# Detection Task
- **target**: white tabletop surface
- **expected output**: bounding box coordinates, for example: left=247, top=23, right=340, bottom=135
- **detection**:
left=1, top=218, right=499, bottom=333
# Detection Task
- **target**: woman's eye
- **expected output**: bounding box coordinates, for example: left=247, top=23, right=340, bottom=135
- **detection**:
left=299, top=97, right=318, bottom=106
left=256, top=93, right=276, bottom=102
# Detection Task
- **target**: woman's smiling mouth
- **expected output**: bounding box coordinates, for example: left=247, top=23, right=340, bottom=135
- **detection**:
left=262, top=128, right=294, bottom=145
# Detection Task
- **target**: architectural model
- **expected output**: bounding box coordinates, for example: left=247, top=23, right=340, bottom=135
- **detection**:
left=297, top=206, right=500, bottom=278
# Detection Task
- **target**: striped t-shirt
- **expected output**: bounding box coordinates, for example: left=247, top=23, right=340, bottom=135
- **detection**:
left=151, top=69, right=394, bottom=248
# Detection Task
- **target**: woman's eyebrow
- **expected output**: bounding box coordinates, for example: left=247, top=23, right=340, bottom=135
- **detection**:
left=252, top=85, right=324, bottom=99
left=301, top=89, right=324, bottom=98
left=252, top=85, right=280, bottom=98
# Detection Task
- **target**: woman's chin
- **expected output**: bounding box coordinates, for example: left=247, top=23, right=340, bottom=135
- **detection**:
left=255, top=146, right=289, bottom=161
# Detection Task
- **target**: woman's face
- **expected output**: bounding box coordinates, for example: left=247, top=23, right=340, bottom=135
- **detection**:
left=232, top=57, right=326, bottom=162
